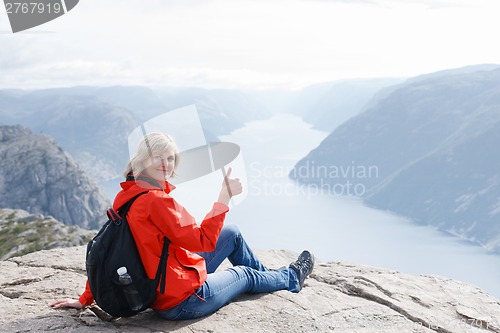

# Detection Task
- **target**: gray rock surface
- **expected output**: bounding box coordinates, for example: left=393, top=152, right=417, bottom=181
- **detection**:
left=0, top=125, right=110, bottom=229
left=1, top=246, right=500, bottom=332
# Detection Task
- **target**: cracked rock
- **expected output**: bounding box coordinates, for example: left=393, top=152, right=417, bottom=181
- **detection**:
left=1, top=247, right=500, bottom=332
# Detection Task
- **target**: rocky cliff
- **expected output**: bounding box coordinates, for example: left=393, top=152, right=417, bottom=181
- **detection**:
left=0, top=208, right=95, bottom=260
left=1, top=246, right=499, bottom=333
left=0, top=125, right=110, bottom=229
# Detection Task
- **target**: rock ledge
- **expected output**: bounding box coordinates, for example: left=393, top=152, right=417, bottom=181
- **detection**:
left=1, top=246, right=500, bottom=332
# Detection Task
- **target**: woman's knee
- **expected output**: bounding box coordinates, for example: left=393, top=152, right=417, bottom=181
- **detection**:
left=222, top=224, right=241, bottom=239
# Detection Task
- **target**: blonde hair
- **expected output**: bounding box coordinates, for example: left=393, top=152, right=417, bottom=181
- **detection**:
left=124, top=132, right=180, bottom=179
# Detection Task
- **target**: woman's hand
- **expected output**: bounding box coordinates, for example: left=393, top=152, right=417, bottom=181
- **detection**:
left=217, top=167, right=242, bottom=205
left=48, top=298, right=84, bottom=310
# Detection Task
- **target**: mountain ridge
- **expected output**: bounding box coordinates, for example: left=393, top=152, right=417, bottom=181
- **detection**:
left=291, top=67, right=500, bottom=253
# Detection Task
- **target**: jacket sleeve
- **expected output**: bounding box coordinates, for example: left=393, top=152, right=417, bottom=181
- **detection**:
left=78, top=280, right=94, bottom=306
left=148, top=195, right=229, bottom=252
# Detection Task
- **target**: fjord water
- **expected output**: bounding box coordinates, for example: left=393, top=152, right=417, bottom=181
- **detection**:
left=219, top=113, right=500, bottom=300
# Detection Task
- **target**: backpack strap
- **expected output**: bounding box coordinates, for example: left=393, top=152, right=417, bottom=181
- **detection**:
left=117, top=192, right=149, bottom=217
left=104, top=192, right=148, bottom=226
left=116, top=191, right=171, bottom=295
left=157, top=237, right=170, bottom=294
left=106, top=208, right=120, bottom=223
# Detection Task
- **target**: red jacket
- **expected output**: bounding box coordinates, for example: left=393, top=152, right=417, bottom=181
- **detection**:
left=79, top=176, right=228, bottom=311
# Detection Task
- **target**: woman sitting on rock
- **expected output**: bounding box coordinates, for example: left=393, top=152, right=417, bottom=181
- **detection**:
left=49, top=132, right=314, bottom=320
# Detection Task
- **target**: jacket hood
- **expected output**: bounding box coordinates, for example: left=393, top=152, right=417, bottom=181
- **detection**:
left=113, top=174, right=175, bottom=210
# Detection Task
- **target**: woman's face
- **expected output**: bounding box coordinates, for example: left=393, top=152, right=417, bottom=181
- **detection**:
left=142, top=148, right=176, bottom=181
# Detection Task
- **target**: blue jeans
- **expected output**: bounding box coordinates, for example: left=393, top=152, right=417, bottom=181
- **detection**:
left=156, top=224, right=300, bottom=320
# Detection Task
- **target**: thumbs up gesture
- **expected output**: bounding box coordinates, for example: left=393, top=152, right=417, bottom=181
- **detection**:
left=218, top=167, right=243, bottom=205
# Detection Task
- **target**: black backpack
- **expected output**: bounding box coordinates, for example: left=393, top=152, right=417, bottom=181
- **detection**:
left=85, top=192, right=170, bottom=317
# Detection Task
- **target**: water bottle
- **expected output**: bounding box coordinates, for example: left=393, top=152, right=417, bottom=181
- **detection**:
left=117, top=266, right=143, bottom=311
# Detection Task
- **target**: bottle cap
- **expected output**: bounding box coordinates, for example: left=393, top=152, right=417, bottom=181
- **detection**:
left=117, top=266, right=127, bottom=275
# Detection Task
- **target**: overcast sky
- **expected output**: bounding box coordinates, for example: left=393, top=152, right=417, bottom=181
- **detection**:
left=1, top=0, right=500, bottom=90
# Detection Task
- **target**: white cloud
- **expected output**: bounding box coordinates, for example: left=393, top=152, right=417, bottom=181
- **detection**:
left=1, top=0, right=500, bottom=90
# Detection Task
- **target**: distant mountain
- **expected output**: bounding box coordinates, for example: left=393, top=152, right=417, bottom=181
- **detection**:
left=27, top=86, right=173, bottom=123
left=0, top=208, right=95, bottom=260
left=25, top=86, right=271, bottom=135
left=406, top=64, right=500, bottom=84
left=302, top=78, right=404, bottom=132
left=0, top=90, right=138, bottom=181
left=361, top=64, right=500, bottom=113
left=275, top=78, right=404, bottom=131
left=0, top=86, right=272, bottom=180
left=0, top=125, right=109, bottom=229
left=290, top=66, right=500, bottom=253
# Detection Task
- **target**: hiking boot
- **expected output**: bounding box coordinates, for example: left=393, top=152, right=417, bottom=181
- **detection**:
left=289, top=250, right=315, bottom=290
